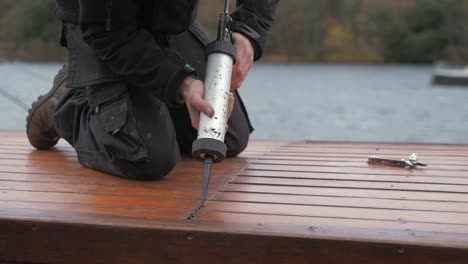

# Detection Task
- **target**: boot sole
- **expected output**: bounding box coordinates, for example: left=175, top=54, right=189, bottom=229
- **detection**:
left=26, top=65, right=68, bottom=148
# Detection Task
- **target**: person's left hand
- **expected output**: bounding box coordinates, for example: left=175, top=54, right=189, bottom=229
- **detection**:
left=230, top=32, right=254, bottom=91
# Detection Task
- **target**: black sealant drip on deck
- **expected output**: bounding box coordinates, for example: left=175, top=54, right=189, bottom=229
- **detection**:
left=187, top=156, right=213, bottom=220
left=187, top=203, right=204, bottom=220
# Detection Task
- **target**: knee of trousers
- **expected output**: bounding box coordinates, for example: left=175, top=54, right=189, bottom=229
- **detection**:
left=78, top=151, right=180, bottom=181
left=225, top=130, right=250, bottom=158
left=77, top=82, right=182, bottom=181
left=116, top=154, right=180, bottom=181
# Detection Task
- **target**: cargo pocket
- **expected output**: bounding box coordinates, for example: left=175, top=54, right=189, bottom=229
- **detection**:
left=89, top=87, right=148, bottom=162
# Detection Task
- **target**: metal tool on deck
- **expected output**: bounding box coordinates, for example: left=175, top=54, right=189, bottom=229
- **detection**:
left=368, top=153, right=427, bottom=168
left=188, top=0, right=236, bottom=219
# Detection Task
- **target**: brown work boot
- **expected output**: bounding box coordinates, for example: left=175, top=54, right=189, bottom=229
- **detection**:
left=26, top=65, right=69, bottom=150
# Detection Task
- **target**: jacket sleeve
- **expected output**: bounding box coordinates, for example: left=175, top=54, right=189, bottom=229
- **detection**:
left=78, top=0, right=195, bottom=106
left=230, top=0, right=280, bottom=61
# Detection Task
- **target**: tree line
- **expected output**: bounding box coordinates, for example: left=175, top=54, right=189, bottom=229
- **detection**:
left=1, top=0, right=467, bottom=63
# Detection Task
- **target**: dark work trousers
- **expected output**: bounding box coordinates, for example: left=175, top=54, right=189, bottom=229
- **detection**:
left=54, top=25, right=253, bottom=180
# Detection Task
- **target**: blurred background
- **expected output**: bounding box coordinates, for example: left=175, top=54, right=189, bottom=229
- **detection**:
left=1, top=0, right=468, bottom=143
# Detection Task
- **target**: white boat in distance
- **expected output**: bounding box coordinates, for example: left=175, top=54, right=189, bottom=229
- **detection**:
left=432, top=63, right=468, bottom=86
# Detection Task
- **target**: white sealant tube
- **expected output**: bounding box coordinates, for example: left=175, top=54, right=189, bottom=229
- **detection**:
left=197, top=52, right=234, bottom=142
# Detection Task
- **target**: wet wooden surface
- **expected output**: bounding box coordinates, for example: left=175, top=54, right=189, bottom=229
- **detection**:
left=0, top=130, right=468, bottom=263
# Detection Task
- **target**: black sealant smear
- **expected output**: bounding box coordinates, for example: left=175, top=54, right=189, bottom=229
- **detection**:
left=187, top=157, right=213, bottom=220
left=187, top=203, right=204, bottom=220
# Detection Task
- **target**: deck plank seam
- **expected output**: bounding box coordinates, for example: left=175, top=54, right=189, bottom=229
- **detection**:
left=237, top=173, right=468, bottom=184
left=219, top=189, right=468, bottom=203
left=243, top=168, right=468, bottom=178
left=228, top=182, right=468, bottom=194
left=197, top=209, right=468, bottom=227
left=208, top=198, right=468, bottom=214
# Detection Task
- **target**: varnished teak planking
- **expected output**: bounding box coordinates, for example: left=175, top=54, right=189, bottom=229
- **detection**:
left=0, top=131, right=467, bottom=263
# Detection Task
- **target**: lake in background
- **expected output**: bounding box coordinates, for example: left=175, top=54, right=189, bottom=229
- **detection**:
left=1, top=62, right=467, bottom=143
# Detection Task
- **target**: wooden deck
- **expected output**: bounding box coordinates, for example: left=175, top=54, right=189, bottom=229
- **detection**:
left=0, top=131, right=468, bottom=263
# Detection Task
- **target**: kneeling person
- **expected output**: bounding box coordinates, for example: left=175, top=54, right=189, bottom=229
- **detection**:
left=26, top=0, right=278, bottom=180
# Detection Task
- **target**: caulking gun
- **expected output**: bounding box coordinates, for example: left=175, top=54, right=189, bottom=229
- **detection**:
left=188, top=0, right=236, bottom=219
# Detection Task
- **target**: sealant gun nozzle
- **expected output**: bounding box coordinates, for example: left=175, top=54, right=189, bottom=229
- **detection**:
left=187, top=155, right=214, bottom=220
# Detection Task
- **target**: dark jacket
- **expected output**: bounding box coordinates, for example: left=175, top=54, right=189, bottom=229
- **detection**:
left=56, top=0, right=279, bottom=106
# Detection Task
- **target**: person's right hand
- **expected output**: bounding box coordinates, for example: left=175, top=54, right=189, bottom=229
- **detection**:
left=179, top=76, right=215, bottom=130
left=179, top=76, right=235, bottom=131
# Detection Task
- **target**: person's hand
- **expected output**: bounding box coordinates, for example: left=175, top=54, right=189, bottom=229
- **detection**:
left=179, top=76, right=214, bottom=130
left=231, top=32, right=254, bottom=91
left=179, top=76, right=235, bottom=130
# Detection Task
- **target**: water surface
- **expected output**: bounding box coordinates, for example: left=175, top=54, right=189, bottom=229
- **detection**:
left=1, top=62, right=467, bottom=143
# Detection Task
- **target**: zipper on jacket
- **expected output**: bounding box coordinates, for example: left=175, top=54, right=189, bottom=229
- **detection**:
left=106, top=0, right=113, bottom=31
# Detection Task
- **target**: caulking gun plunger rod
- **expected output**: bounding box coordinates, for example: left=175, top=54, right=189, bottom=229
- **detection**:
left=188, top=0, right=236, bottom=219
